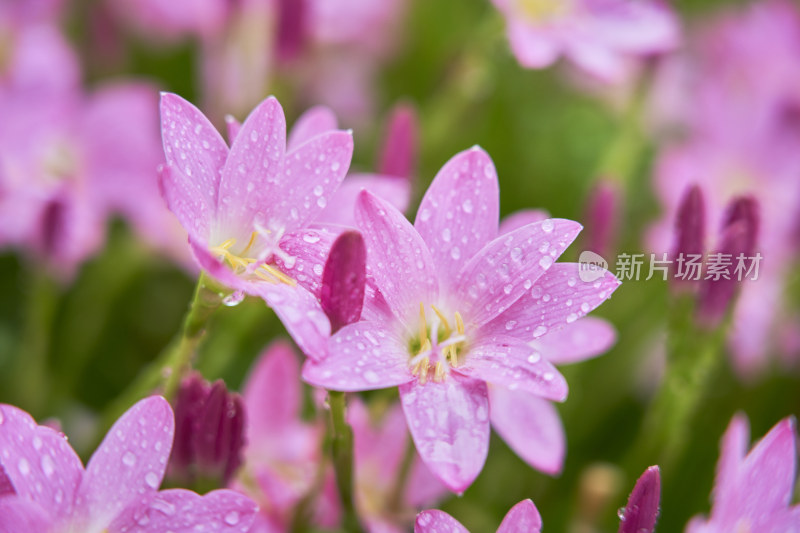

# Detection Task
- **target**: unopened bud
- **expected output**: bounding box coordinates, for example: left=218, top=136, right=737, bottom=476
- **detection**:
left=275, top=0, right=307, bottom=63
left=618, top=466, right=660, bottom=533
left=673, top=184, right=705, bottom=260
left=378, top=103, right=418, bottom=179
left=582, top=179, right=621, bottom=258
left=168, top=373, right=245, bottom=488
left=321, top=231, right=367, bottom=334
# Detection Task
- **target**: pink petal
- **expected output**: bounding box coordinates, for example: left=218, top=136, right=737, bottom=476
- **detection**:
left=0, top=404, right=83, bottom=522
left=497, top=499, right=543, bottom=533
left=507, top=21, right=561, bottom=69
left=303, top=322, right=412, bottom=391
left=217, top=97, right=287, bottom=239
left=378, top=103, right=418, bottom=179
left=535, top=317, right=617, bottom=365
left=242, top=341, right=303, bottom=440
left=0, top=496, right=52, bottom=533
left=462, top=337, right=568, bottom=401
left=251, top=282, right=331, bottom=361
left=499, top=209, right=550, bottom=235
left=189, top=239, right=252, bottom=293
left=735, top=417, right=797, bottom=521
left=355, top=191, right=438, bottom=329
left=78, top=397, right=174, bottom=527
left=762, top=508, right=800, bottom=533
left=399, top=375, right=490, bottom=493
left=415, top=147, right=499, bottom=287
left=483, top=263, right=620, bottom=342
left=565, top=40, right=629, bottom=83
left=582, top=0, right=679, bottom=54
left=414, top=510, right=469, bottom=533
left=455, top=220, right=582, bottom=326
left=488, top=387, right=565, bottom=475
left=159, top=93, right=228, bottom=242
left=108, top=488, right=257, bottom=533
left=273, top=130, right=354, bottom=230
left=317, top=173, right=412, bottom=227
left=711, top=413, right=749, bottom=521
left=288, top=105, right=338, bottom=151
left=275, top=227, right=338, bottom=296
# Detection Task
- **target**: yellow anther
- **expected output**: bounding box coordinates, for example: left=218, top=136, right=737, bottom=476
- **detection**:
left=419, top=303, right=428, bottom=346
left=217, top=238, right=236, bottom=250
left=260, top=264, right=297, bottom=286
left=418, top=357, right=430, bottom=385
left=418, top=338, right=431, bottom=356
left=240, top=231, right=259, bottom=256
left=455, top=312, right=465, bottom=335
left=434, top=361, right=445, bottom=382
left=431, top=305, right=451, bottom=336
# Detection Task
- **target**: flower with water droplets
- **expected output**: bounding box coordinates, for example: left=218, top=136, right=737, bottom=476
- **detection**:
left=490, top=0, right=679, bottom=83
left=415, top=498, right=542, bottom=533
left=685, top=414, right=800, bottom=533
left=0, top=396, right=257, bottom=532
left=303, top=146, right=620, bottom=491
left=159, top=93, right=354, bottom=358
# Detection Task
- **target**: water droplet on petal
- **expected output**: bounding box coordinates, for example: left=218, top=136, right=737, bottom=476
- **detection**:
left=541, top=220, right=554, bottom=233
left=539, top=256, right=553, bottom=269
left=224, top=511, right=240, bottom=525
left=18, top=458, right=30, bottom=476
left=566, top=313, right=578, bottom=323
left=41, top=455, right=54, bottom=477
left=581, top=302, right=591, bottom=313
left=505, top=320, right=517, bottom=331
left=528, top=352, right=541, bottom=363
left=533, top=325, right=547, bottom=338
left=317, top=197, right=327, bottom=208
left=441, top=228, right=451, bottom=242
left=617, top=507, right=627, bottom=521
left=450, top=247, right=461, bottom=260
left=462, top=199, right=474, bottom=213
left=144, top=471, right=160, bottom=489
left=122, top=451, right=137, bottom=467
left=223, top=291, right=245, bottom=307
left=510, top=247, right=523, bottom=262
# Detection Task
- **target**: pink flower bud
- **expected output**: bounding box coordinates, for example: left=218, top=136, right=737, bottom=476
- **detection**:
left=378, top=103, right=418, bottom=179
left=582, top=179, right=621, bottom=258
left=673, top=184, right=705, bottom=260
left=618, top=466, right=661, bottom=533
left=320, top=230, right=367, bottom=333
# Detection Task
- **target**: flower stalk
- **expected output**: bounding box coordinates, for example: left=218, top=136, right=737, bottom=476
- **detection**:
left=329, top=390, right=362, bottom=532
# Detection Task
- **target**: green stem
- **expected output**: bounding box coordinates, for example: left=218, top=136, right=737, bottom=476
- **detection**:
left=329, top=390, right=362, bottom=532
left=11, top=267, right=60, bottom=416
left=100, top=272, right=223, bottom=432
left=162, top=271, right=224, bottom=400
left=387, top=435, right=415, bottom=513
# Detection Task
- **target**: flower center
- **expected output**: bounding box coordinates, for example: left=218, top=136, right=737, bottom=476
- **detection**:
left=407, top=303, right=467, bottom=384
left=209, top=231, right=296, bottom=286
left=516, top=0, right=570, bottom=23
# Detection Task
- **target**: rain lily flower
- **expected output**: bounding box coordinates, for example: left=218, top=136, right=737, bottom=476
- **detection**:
left=0, top=396, right=257, bottom=532
left=106, top=0, right=229, bottom=41
left=304, top=147, right=620, bottom=491
left=347, top=399, right=448, bottom=533
left=490, top=0, right=679, bottom=83
left=415, top=499, right=542, bottom=533
left=618, top=466, right=660, bottom=533
left=234, top=341, right=335, bottom=532
left=649, top=0, right=800, bottom=376
left=159, top=93, right=353, bottom=358
left=685, top=414, right=800, bottom=533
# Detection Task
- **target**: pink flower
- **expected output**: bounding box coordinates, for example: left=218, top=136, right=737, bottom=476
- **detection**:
left=0, top=396, right=257, bottom=532
left=491, top=0, right=679, bottom=83
left=106, top=0, right=230, bottom=41
left=235, top=341, right=332, bottom=530
left=348, top=399, right=448, bottom=533
left=649, top=0, right=800, bottom=376
left=685, top=414, right=800, bottom=533
left=159, top=93, right=354, bottom=358
left=415, top=499, right=542, bottom=533
left=303, top=147, right=620, bottom=491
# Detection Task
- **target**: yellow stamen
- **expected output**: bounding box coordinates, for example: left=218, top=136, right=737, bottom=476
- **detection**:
left=434, top=361, right=445, bottom=382
left=431, top=304, right=451, bottom=336
left=260, top=264, right=297, bottom=286
left=455, top=312, right=465, bottom=335
left=217, top=238, right=236, bottom=250
left=419, top=357, right=430, bottom=384
left=419, top=303, right=428, bottom=346
left=240, top=231, right=259, bottom=256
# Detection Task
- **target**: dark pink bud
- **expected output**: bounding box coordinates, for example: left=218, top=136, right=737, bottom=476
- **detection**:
left=618, top=466, right=661, bottom=533
left=696, top=219, right=754, bottom=326
left=0, top=463, right=15, bottom=497
left=378, top=103, right=418, bottom=179
left=275, top=0, right=307, bottom=63
left=582, top=179, right=621, bottom=258
left=39, top=197, right=68, bottom=260
left=321, top=231, right=367, bottom=334
left=168, top=373, right=245, bottom=487
left=673, top=184, right=705, bottom=259
left=722, top=196, right=759, bottom=257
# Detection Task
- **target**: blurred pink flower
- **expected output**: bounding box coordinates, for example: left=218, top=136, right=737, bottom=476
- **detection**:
left=649, top=0, right=800, bottom=376
left=347, top=399, right=448, bottom=533
left=235, top=340, right=332, bottom=531
left=106, top=0, right=230, bottom=41
left=491, top=0, right=679, bottom=83
left=685, top=414, right=800, bottom=533
left=0, top=22, right=185, bottom=275
left=415, top=499, right=542, bottom=533
left=303, top=147, right=620, bottom=491
left=159, top=93, right=354, bottom=358
left=0, top=396, right=257, bottom=532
